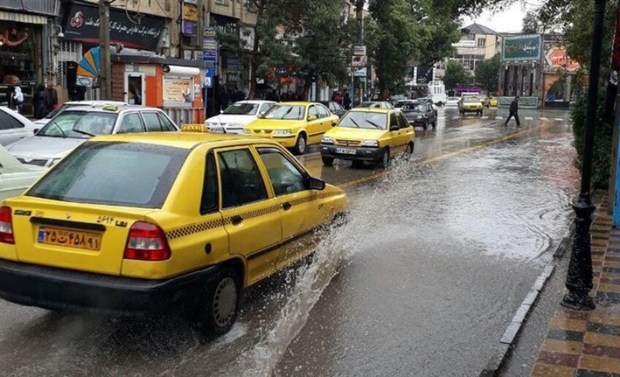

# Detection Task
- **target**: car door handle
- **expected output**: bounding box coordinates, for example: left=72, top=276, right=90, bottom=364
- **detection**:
left=282, top=202, right=292, bottom=210
left=231, top=215, right=243, bottom=225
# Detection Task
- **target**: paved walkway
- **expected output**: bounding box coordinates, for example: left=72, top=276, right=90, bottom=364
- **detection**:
left=531, top=196, right=620, bottom=376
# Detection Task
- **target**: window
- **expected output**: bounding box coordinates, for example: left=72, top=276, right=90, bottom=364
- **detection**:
left=218, top=149, right=267, bottom=208
left=201, top=153, right=219, bottom=214
left=0, top=111, right=23, bottom=130
left=38, top=111, right=117, bottom=137
left=477, top=38, right=486, bottom=47
left=142, top=112, right=164, bottom=131
left=316, top=104, right=330, bottom=118
left=117, top=113, right=144, bottom=134
left=258, top=148, right=307, bottom=196
left=259, top=103, right=274, bottom=114
left=157, top=113, right=177, bottom=131
left=398, top=113, right=410, bottom=129
left=308, top=106, right=318, bottom=118
left=389, top=113, right=399, bottom=129
left=27, top=142, right=188, bottom=208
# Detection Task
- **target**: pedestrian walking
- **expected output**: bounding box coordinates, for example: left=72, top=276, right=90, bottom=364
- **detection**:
left=45, top=82, right=58, bottom=114
left=504, top=96, right=520, bottom=127
left=12, top=86, right=24, bottom=114
left=33, top=84, right=47, bottom=119
left=343, top=92, right=352, bottom=110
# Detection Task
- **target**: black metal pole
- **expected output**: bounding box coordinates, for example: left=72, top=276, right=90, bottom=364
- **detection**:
left=561, top=0, right=607, bottom=310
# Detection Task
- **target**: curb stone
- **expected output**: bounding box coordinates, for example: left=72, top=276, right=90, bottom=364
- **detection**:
left=478, top=232, right=573, bottom=377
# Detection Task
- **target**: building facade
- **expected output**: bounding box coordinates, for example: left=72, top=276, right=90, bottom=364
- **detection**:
left=444, top=23, right=502, bottom=75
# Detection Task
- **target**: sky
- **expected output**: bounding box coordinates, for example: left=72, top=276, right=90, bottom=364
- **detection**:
left=460, top=1, right=543, bottom=33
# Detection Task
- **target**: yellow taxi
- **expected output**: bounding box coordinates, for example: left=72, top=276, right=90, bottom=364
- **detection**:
left=458, top=95, right=484, bottom=116
left=244, top=101, right=339, bottom=155
left=0, top=132, right=347, bottom=336
left=319, top=108, right=415, bottom=168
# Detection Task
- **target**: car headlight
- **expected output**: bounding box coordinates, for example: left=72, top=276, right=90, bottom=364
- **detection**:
left=417, top=115, right=423, bottom=119
left=321, top=136, right=334, bottom=144
left=274, top=129, right=292, bottom=136
left=361, top=140, right=379, bottom=147
left=242, top=129, right=252, bottom=134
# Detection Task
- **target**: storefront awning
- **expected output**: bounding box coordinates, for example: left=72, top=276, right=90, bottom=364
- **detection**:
left=0, top=11, right=47, bottom=24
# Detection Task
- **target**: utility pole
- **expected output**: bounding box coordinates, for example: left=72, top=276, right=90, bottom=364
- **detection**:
left=99, top=0, right=112, bottom=99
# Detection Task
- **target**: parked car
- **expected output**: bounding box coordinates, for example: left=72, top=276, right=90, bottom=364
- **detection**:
left=355, top=101, right=395, bottom=109
left=401, top=101, right=437, bottom=130
left=6, top=104, right=178, bottom=167
left=445, top=97, right=460, bottom=107
left=244, top=101, right=339, bottom=155
left=33, top=100, right=128, bottom=127
left=0, top=145, right=46, bottom=201
left=320, top=108, right=414, bottom=168
left=205, top=100, right=276, bottom=134
left=458, top=96, right=484, bottom=116
left=0, top=107, right=37, bottom=146
left=481, top=96, right=498, bottom=108
left=319, top=101, right=347, bottom=118
left=393, top=99, right=417, bottom=110
left=0, top=132, right=348, bottom=336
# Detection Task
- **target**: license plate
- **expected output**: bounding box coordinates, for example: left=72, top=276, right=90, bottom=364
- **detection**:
left=37, top=226, right=102, bottom=251
left=335, top=147, right=356, bottom=155
left=209, top=126, right=224, bottom=133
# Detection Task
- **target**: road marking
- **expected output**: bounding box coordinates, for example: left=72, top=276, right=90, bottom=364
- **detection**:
left=495, top=116, right=503, bottom=120
left=540, top=117, right=549, bottom=121
left=452, top=116, right=461, bottom=120
left=525, top=117, right=533, bottom=121
left=481, top=116, right=489, bottom=120
left=340, top=123, right=551, bottom=189
left=554, top=118, right=564, bottom=121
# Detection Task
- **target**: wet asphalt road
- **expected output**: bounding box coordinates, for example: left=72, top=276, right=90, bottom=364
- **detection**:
left=0, top=107, right=579, bottom=376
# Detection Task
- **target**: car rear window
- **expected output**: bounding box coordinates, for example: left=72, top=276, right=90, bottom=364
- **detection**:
left=26, top=141, right=189, bottom=208
left=38, top=110, right=118, bottom=138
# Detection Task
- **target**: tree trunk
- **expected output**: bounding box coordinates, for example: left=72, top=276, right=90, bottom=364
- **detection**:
left=248, top=1, right=264, bottom=99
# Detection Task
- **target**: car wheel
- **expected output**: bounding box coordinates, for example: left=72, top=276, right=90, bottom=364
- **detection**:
left=351, top=160, right=364, bottom=168
left=292, top=133, right=307, bottom=155
left=194, top=268, right=240, bottom=337
left=432, top=121, right=436, bottom=129
left=377, top=147, right=390, bottom=168
left=322, top=156, right=334, bottom=166
left=404, top=142, right=414, bottom=160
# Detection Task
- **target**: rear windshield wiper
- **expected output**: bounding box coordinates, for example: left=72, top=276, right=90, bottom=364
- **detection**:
left=72, top=128, right=95, bottom=137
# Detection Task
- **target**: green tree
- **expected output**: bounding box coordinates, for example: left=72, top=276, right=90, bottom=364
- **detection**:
left=443, top=60, right=471, bottom=90
left=474, top=54, right=500, bottom=94
left=522, top=11, right=541, bottom=34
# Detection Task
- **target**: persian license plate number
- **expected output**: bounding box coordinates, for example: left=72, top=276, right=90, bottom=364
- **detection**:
left=335, top=147, right=356, bottom=155
left=37, top=226, right=101, bottom=251
left=209, top=126, right=224, bottom=133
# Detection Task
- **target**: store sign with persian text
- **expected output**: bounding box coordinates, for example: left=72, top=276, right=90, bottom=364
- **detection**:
left=62, top=3, right=165, bottom=51
left=182, top=0, right=198, bottom=36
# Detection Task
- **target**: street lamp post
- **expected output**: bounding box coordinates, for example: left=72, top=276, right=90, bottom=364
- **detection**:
left=561, top=0, right=607, bottom=310
left=99, top=0, right=112, bottom=99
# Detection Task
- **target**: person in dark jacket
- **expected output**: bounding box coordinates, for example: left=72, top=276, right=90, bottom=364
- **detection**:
left=504, top=96, right=520, bottom=127
left=343, top=92, right=352, bottom=110
left=33, top=84, right=48, bottom=119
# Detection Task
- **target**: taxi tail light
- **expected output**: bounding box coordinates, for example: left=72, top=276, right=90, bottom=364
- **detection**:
left=0, top=206, right=14, bottom=244
left=124, top=222, right=171, bottom=261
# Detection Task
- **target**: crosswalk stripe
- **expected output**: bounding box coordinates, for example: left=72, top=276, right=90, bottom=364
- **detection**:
left=495, top=116, right=503, bottom=120
left=481, top=116, right=488, bottom=119
left=554, top=118, right=564, bottom=121
left=525, top=117, right=533, bottom=120
left=540, top=117, right=549, bottom=121
left=452, top=116, right=460, bottom=120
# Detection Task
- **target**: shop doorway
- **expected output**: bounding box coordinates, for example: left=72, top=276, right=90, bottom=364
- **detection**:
left=125, top=73, right=145, bottom=105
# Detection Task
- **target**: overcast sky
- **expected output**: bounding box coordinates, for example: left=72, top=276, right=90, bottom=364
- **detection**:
left=460, top=1, right=543, bottom=33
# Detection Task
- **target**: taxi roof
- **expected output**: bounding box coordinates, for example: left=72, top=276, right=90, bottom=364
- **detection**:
left=277, top=101, right=320, bottom=106
left=89, top=131, right=274, bottom=149
left=347, top=107, right=392, bottom=113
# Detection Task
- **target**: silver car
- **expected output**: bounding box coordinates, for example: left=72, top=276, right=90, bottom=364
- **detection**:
left=0, top=107, right=37, bottom=146
left=6, top=104, right=179, bottom=167
left=0, top=144, right=45, bottom=200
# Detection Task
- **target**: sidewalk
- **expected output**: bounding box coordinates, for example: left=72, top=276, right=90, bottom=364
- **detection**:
left=531, top=196, right=620, bottom=376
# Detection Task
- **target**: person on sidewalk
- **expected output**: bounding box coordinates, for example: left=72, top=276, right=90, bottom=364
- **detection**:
left=12, top=86, right=24, bottom=114
left=504, top=96, right=521, bottom=127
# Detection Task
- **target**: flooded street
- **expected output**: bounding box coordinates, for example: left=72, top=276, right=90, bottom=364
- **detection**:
left=0, top=108, right=580, bottom=376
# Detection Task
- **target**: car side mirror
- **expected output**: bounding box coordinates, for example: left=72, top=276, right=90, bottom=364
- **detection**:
left=33, top=128, right=39, bottom=134
left=308, top=115, right=318, bottom=121
left=308, top=176, right=325, bottom=191
left=257, top=113, right=264, bottom=119
left=331, top=120, right=338, bottom=126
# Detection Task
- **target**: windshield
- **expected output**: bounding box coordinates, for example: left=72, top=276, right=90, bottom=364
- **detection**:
left=38, top=110, right=118, bottom=138
left=27, top=141, right=189, bottom=208
left=264, top=105, right=305, bottom=120
left=338, top=111, right=387, bottom=130
left=223, top=102, right=259, bottom=115
left=463, top=97, right=481, bottom=103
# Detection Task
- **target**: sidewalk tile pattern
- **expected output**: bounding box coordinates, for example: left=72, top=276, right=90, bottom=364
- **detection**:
left=531, top=197, right=620, bottom=376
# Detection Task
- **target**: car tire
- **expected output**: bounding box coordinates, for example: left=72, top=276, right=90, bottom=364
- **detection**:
left=194, top=268, right=240, bottom=337
left=322, top=156, right=334, bottom=166
left=423, top=122, right=428, bottom=130
left=377, top=147, right=390, bottom=168
left=404, top=142, right=414, bottom=160
left=351, top=160, right=364, bottom=168
left=292, top=133, right=307, bottom=155
left=432, top=121, right=436, bottom=129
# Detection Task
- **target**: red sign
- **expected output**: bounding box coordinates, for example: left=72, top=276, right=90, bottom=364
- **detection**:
left=545, top=48, right=580, bottom=71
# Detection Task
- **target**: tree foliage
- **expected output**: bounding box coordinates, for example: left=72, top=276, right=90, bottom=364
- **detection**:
left=443, top=60, right=471, bottom=89
left=474, top=54, right=500, bottom=94
left=521, top=11, right=542, bottom=34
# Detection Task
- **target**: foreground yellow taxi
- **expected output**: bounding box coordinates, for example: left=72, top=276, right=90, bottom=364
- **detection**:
left=320, top=108, right=415, bottom=167
left=244, top=101, right=339, bottom=155
left=0, top=132, right=347, bottom=336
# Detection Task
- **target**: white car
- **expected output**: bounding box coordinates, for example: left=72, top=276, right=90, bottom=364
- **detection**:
left=7, top=104, right=179, bottom=167
left=0, top=107, right=37, bottom=146
left=205, top=100, right=276, bottom=134
left=0, top=144, right=46, bottom=200
left=33, top=100, right=128, bottom=127
left=445, top=97, right=460, bottom=107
